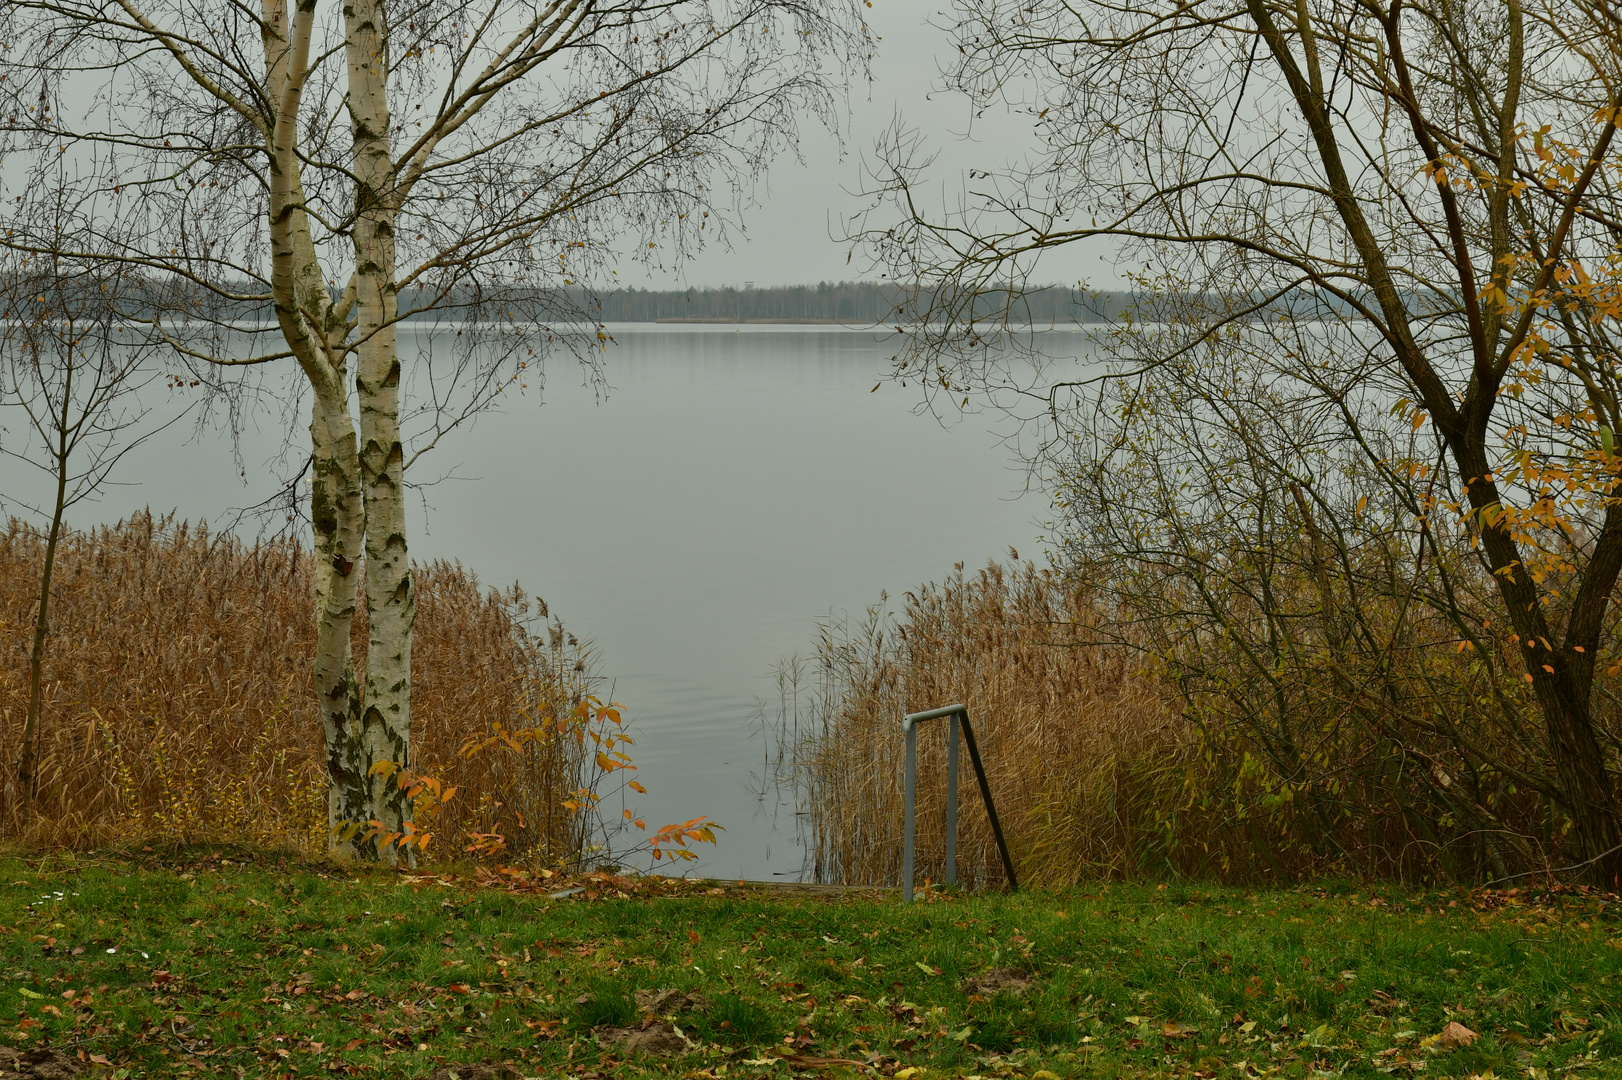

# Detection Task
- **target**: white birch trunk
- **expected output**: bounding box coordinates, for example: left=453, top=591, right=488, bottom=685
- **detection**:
left=345, top=0, right=416, bottom=862
left=310, top=378, right=369, bottom=854
left=261, top=0, right=374, bottom=855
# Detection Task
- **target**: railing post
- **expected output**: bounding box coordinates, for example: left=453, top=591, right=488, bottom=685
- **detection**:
left=901, top=703, right=1016, bottom=902
left=945, top=712, right=958, bottom=887
left=902, top=721, right=916, bottom=904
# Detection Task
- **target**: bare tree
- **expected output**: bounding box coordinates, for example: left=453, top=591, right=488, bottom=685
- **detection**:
left=0, top=0, right=867, bottom=857
left=857, top=0, right=1622, bottom=881
left=0, top=176, right=177, bottom=830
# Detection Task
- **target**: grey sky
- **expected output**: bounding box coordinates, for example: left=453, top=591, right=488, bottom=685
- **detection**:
left=633, top=0, right=1113, bottom=291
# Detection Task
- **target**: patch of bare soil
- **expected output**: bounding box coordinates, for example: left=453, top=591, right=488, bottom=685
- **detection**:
left=960, top=967, right=1036, bottom=997
left=596, top=1019, right=692, bottom=1056
left=633, top=988, right=711, bottom=1015
left=0, top=1047, right=83, bottom=1080
left=421, top=1064, right=524, bottom=1080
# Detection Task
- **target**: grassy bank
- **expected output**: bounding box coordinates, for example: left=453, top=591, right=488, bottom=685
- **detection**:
left=0, top=850, right=1616, bottom=1078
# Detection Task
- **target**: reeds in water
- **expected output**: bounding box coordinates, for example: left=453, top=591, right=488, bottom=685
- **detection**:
left=764, top=557, right=1185, bottom=889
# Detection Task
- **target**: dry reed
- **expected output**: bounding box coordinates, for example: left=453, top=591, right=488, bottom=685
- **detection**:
left=767, top=557, right=1187, bottom=889
left=780, top=547, right=1591, bottom=889
left=0, top=511, right=599, bottom=860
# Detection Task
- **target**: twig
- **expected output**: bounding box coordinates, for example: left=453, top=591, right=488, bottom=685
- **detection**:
left=1479, top=841, right=1622, bottom=890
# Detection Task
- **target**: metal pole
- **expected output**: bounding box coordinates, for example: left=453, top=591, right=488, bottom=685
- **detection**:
left=959, top=711, right=1018, bottom=890
left=902, top=722, right=916, bottom=904
left=945, top=711, right=958, bottom=887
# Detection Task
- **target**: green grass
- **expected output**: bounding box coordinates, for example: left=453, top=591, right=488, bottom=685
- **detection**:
left=0, top=848, right=1618, bottom=1078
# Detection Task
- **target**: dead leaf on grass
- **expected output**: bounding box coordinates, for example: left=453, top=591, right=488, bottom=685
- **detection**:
left=1422, top=1022, right=1478, bottom=1050
left=778, top=1051, right=871, bottom=1071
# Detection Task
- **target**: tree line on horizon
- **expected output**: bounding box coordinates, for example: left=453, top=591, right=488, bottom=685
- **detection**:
left=584, top=282, right=1131, bottom=323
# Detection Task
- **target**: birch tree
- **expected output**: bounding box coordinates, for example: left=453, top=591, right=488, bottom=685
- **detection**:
left=857, top=0, right=1622, bottom=881
left=0, top=0, right=866, bottom=858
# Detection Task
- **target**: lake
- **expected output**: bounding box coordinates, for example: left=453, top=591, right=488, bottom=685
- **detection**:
left=36, top=325, right=1046, bottom=880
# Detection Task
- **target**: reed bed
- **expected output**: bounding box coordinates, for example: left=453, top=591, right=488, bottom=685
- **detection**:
left=779, top=548, right=1594, bottom=888
left=0, top=512, right=599, bottom=860
left=767, top=558, right=1189, bottom=889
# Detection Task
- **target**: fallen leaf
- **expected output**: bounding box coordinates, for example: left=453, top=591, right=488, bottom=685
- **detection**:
left=781, top=1052, right=872, bottom=1070
left=1424, top=1022, right=1478, bottom=1050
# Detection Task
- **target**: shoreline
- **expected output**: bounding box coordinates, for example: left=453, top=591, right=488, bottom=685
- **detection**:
left=652, top=316, right=858, bottom=324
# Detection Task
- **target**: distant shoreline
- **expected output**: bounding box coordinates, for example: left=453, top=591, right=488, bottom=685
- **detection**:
left=652, top=316, right=856, bottom=324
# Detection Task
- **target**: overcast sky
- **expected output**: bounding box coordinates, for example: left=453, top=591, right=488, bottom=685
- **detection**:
left=632, top=0, right=1111, bottom=290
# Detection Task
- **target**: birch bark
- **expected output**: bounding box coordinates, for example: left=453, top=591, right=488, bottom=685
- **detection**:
left=261, top=0, right=372, bottom=854
left=345, top=0, right=416, bottom=861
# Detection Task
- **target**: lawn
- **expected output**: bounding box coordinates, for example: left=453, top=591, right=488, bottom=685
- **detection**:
left=0, top=847, right=1616, bottom=1079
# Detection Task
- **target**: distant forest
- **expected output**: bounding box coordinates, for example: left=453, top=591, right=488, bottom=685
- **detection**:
left=44, top=279, right=1371, bottom=325
left=586, top=282, right=1128, bottom=323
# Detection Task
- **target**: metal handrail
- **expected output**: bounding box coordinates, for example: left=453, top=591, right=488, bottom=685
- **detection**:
left=901, top=703, right=1017, bottom=902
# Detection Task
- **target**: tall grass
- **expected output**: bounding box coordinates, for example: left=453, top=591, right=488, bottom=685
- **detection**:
left=0, top=511, right=600, bottom=860
left=766, top=557, right=1187, bottom=889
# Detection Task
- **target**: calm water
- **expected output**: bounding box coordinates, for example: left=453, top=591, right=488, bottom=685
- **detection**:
left=34, top=326, right=1045, bottom=879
